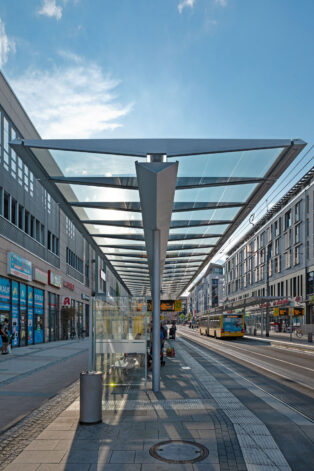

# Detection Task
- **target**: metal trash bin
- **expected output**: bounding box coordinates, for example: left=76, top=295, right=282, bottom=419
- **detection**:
left=80, top=371, right=103, bottom=425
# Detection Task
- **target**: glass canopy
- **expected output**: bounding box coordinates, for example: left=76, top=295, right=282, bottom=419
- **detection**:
left=11, top=138, right=306, bottom=299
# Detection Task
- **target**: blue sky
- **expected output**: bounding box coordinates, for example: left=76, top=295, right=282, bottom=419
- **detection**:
left=0, top=0, right=313, bottom=291
left=1, top=0, right=314, bottom=142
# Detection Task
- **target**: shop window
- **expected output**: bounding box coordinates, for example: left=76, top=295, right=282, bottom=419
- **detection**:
left=18, top=205, right=24, bottom=230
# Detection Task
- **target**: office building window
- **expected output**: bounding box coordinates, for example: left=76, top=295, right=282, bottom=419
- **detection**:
left=41, top=224, right=45, bottom=245
left=306, top=195, right=309, bottom=213
left=285, top=210, right=291, bottom=229
left=274, top=219, right=281, bottom=237
left=18, top=205, right=24, bottom=230
left=36, top=220, right=40, bottom=242
left=18, top=157, right=23, bottom=186
left=47, top=193, right=51, bottom=214
left=24, top=165, right=29, bottom=192
left=274, top=256, right=281, bottom=273
left=3, top=191, right=10, bottom=220
left=295, top=201, right=301, bottom=222
left=30, top=172, right=34, bottom=197
left=30, top=216, right=35, bottom=238
left=25, top=211, right=30, bottom=234
left=11, top=198, right=17, bottom=225
left=306, top=218, right=309, bottom=237
left=3, top=116, right=10, bottom=171
left=284, top=251, right=291, bottom=269
left=48, top=231, right=52, bottom=250
left=275, top=238, right=279, bottom=255
left=295, top=224, right=300, bottom=244
left=294, top=246, right=300, bottom=266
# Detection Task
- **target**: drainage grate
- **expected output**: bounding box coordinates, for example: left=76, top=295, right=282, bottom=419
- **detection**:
left=149, top=440, right=209, bottom=464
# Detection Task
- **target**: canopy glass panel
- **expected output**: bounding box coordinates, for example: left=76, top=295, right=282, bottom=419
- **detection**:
left=10, top=140, right=303, bottom=299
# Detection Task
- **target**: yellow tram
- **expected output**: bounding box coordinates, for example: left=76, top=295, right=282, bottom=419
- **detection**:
left=199, top=312, right=244, bottom=339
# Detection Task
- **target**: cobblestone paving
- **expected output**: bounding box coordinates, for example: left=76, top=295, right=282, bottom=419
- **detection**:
left=176, top=346, right=247, bottom=471
left=0, top=379, right=80, bottom=470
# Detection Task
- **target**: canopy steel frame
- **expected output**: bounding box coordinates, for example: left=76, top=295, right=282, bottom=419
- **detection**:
left=11, top=137, right=307, bottom=393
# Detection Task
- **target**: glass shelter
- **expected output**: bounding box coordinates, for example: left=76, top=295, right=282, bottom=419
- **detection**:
left=11, top=138, right=306, bottom=391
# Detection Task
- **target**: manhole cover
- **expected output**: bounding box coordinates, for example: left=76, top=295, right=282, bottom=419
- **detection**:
left=149, top=440, right=208, bottom=463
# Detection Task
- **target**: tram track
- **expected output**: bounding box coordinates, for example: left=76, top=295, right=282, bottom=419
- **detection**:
left=178, top=327, right=314, bottom=421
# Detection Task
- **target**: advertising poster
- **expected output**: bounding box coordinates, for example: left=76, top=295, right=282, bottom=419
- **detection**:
left=0, top=277, right=10, bottom=311
left=19, top=283, right=27, bottom=346
left=27, top=287, right=34, bottom=345
left=11, top=281, right=19, bottom=346
left=20, top=284, right=27, bottom=308
left=12, top=304, right=19, bottom=347
left=34, top=288, right=44, bottom=344
left=222, top=315, right=243, bottom=333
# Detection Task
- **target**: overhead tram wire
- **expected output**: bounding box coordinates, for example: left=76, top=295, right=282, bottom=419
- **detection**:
left=222, top=153, right=314, bottom=254
left=184, top=149, right=313, bottom=294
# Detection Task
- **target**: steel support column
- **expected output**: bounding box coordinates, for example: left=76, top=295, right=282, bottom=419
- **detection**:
left=152, top=229, right=161, bottom=392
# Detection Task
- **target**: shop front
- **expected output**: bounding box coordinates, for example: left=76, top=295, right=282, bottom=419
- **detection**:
left=0, top=277, right=11, bottom=348
left=48, top=292, right=60, bottom=341
left=34, top=288, right=44, bottom=343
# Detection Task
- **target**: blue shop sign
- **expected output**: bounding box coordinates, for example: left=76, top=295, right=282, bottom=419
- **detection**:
left=12, top=280, right=19, bottom=305
left=0, top=277, right=10, bottom=311
left=7, top=252, right=32, bottom=282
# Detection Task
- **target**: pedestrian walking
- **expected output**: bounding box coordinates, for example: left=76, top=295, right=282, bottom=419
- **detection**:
left=1, top=318, right=9, bottom=355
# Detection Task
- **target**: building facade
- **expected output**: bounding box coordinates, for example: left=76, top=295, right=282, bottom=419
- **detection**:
left=187, top=263, right=224, bottom=317
left=224, top=168, right=314, bottom=328
left=0, top=72, right=128, bottom=348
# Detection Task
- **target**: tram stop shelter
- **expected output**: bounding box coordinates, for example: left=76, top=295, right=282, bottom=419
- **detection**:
left=11, top=138, right=306, bottom=392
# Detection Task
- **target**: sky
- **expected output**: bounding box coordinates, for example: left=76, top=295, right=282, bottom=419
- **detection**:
left=0, top=0, right=313, bottom=293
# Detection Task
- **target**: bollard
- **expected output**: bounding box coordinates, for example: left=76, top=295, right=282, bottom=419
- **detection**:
left=253, top=328, right=257, bottom=336
left=308, top=333, right=313, bottom=343
left=80, top=371, right=103, bottom=425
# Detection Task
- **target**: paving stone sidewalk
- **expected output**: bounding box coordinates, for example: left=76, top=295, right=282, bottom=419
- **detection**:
left=1, top=339, right=248, bottom=471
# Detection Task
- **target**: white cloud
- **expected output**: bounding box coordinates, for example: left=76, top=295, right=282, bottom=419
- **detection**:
left=9, top=58, right=133, bottom=138
left=37, top=0, right=63, bottom=20
left=178, top=0, right=196, bottom=14
left=0, top=18, right=16, bottom=68
left=214, top=0, right=227, bottom=6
